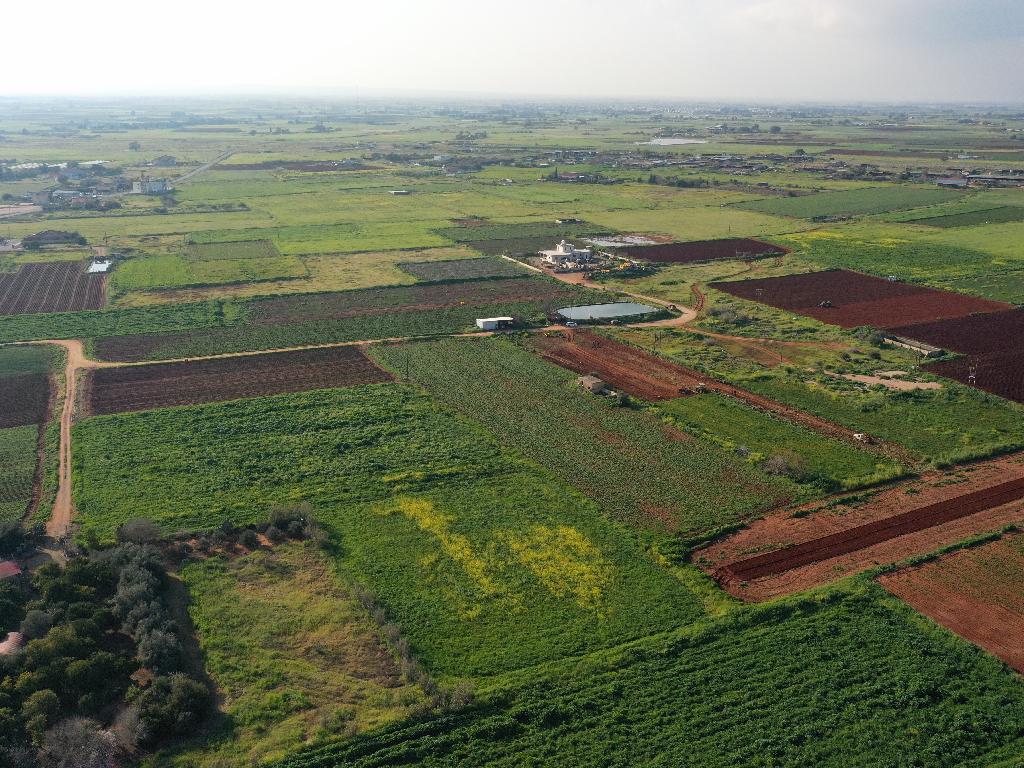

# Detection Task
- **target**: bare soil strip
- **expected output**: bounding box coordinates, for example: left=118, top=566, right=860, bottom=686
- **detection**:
left=717, top=477, right=1024, bottom=583
left=698, top=453, right=1024, bottom=601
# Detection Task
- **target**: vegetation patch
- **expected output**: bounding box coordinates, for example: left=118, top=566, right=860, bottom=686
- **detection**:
left=73, top=385, right=705, bottom=677
left=271, top=587, right=1024, bottom=768
left=734, top=186, right=963, bottom=219
left=397, top=257, right=528, bottom=282
left=184, top=239, right=281, bottom=260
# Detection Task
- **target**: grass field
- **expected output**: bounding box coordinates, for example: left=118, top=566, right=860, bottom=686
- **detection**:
left=744, top=375, right=1024, bottom=465
left=73, top=385, right=707, bottom=677
left=272, top=585, right=1024, bottom=768
left=659, top=393, right=903, bottom=492
left=114, top=247, right=484, bottom=307
left=153, top=544, right=426, bottom=768
left=110, top=253, right=308, bottom=293
left=184, top=239, right=281, bottom=260
left=735, top=186, right=963, bottom=219
left=372, top=337, right=795, bottom=536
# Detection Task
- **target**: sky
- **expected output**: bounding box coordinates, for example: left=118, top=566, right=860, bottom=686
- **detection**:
left=4, top=0, right=1024, bottom=103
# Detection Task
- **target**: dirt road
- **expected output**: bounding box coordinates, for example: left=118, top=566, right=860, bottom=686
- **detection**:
left=171, top=149, right=235, bottom=186
left=27, top=340, right=110, bottom=537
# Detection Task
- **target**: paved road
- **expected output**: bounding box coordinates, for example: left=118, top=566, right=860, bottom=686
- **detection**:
left=171, top=149, right=235, bottom=186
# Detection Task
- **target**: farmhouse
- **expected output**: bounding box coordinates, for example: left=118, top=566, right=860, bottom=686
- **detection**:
left=539, top=240, right=594, bottom=267
left=0, top=561, right=21, bottom=581
left=475, top=316, right=514, bottom=331
left=578, top=375, right=608, bottom=394
left=0, top=632, right=24, bottom=656
left=132, top=178, right=169, bottom=195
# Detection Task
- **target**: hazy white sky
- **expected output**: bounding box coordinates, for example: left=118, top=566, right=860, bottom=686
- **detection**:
left=4, top=0, right=1023, bottom=102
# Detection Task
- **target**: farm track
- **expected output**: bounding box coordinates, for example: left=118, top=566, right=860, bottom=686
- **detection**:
left=716, top=476, right=1024, bottom=584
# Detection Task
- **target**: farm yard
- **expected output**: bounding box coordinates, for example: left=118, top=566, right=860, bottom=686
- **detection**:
left=616, top=237, right=787, bottom=264
left=0, top=261, right=107, bottom=314
left=880, top=533, right=1024, bottom=672
left=84, top=345, right=392, bottom=415
left=3, top=97, right=1024, bottom=768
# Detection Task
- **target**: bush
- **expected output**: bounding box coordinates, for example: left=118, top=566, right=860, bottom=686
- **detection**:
left=238, top=529, right=259, bottom=549
left=136, top=674, right=210, bottom=744
left=116, top=519, right=161, bottom=545
left=19, top=611, right=53, bottom=641
left=40, top=718, right=119, bottom=768
left=265, top=525, right=285, bottom=544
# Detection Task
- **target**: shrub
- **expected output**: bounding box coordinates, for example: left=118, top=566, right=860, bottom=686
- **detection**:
left=116, top=519, right=161, bottom=545
left=136, top=674, right=210, bottom=744
left=19, top=611, right=53, bottom=641
left=238, top=529, right=259, bottom=549
left=40, top=718, right=119, bottom=768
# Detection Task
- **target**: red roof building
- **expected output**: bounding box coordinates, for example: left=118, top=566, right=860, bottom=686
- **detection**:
left=0, top=561, right=22, bottom=580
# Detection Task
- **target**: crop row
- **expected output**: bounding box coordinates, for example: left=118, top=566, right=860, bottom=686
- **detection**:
left=0, top=261, right=106, bottom=315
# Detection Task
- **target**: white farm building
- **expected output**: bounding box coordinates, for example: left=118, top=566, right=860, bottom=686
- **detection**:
left=539, top=240, right=594, bottom=267
left=475, top=316, right=514, bottom=331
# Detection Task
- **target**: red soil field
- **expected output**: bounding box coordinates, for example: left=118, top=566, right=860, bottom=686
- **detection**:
left=526, top=330, right=708, bottom=400
left=696, top=453, right=1024, bottom=601
left=619, top=238, right=787, bottom=264
left=0, top=373, right=51, bottom=428
left=926, top=350, right=1024, bottom=404
left=84, top=345, right=392, bottom=415
left=891, top=307, right=1024, bottom=355
left=712, top=270, right=1008, bottom=329
left=718, top=477, right=1024, bottom=582
left=0, top=262, right=107, bottom=315
left=879, top=534, right=1024, bottom=672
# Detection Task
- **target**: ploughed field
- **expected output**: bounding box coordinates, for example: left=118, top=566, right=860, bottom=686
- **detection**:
left=712, top=269, right=1009, bottom=329
left=879, top=533, right=1024, bottom=672
left=526, top=330, right=710, bottom=400
left=0, top=373, right=51, bottom=428
left=617, top=237, right=787, bottom=264
left=697, top=453, right=1024, bottom=601
left=0, top=261, right=107, bottom=315
left=884, top=309, right=1024, bottom=405
left=84, top=345, right=392, bottom=415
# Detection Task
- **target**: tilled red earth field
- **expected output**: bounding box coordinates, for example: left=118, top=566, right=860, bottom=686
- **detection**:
left=619, top=237, right=787, bottom=264
left=926, top=350, right=1024, bottom=404
left=712, top=269, right=1009, bottom=328
left=0, top=373, right=51, bottom=428
left=84, top=345, right=392, bottom=415
left=696, top=453, right=1024, bottom=601
left=525, top=330, right=709, bottom=400
left=890, top=307, right=1024, bottom=355
left=0, top=262, right=106, bottom=315
left=879, top=534, right=1024, bottom=672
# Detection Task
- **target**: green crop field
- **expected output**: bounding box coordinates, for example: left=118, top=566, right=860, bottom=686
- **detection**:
left=659, top=393, right=904, bottom=492
left=74, top=386, right=706, bottom=677
left=397, top=257, right=529, bottom=282
left=0, top=425, right=39, bottom=522
left=903, top=205, right=1024, bottom=228
left=272, top=586, right=1024, bottom=768
left=110, top=253, right=308, bottom=292
left=183, top=239, right=281, bottom=260
left=735, top=186, right=964, bottom=219
left=744, top=375, right=1024, bottom=465
left=372, top=337, right=794, bottom=536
